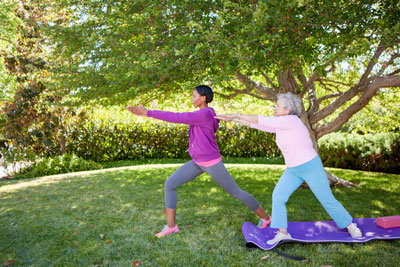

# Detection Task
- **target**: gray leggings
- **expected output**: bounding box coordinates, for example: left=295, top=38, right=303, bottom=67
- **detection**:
left=164, top=160, right=260, bottom=211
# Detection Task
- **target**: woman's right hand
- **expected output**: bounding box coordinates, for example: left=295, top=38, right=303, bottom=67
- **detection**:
left=126, top=102, right=148, bottom=116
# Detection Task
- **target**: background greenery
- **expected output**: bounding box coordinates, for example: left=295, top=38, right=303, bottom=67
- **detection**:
left=9, top=119, right=399, bottom=179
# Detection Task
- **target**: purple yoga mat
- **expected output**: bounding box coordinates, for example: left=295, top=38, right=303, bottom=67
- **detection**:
left=242, top=218, right=400, bottom=250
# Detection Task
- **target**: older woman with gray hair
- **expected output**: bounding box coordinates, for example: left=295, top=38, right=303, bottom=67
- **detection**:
left=216, top=92, right=362, bottom=245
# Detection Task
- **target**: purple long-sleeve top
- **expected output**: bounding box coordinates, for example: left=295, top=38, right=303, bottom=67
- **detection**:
left=147, top=107, right=221, bottom=162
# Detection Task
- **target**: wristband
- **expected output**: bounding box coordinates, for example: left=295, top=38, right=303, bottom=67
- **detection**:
left=238, top=113, right=241, bottom=119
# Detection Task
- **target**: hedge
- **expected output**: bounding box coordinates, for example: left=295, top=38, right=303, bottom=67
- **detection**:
left=65, top=119, right=281, bottom=162
left=319, top=132, right=400, bottom=173
left=61, top=119, right=400, bottom=174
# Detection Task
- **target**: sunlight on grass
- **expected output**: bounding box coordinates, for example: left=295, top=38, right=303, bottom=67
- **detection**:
left=0, top=164, right=399, bottom=266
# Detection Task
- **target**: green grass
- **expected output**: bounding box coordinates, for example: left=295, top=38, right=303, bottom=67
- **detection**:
left=0, top=164, right=399, bottom=266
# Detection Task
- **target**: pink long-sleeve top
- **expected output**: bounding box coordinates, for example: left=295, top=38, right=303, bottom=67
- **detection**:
left=250, top=115, right=317, bottom=167
left=147, top=107, right=222, bottom=162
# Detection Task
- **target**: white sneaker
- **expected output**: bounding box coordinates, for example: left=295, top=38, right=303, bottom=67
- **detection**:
left=347, top=223, right=362, bottom=238
left=266, top=232, right=292, bottom=245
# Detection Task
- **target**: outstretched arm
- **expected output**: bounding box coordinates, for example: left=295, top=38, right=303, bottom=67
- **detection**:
left=216, top=113, right=278, bottom=133
left=215, top=113, right=258, bottom=124
left=127, top=103, right=210, bottom=125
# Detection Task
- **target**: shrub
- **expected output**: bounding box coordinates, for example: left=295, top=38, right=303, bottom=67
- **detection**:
left=9, top=118, right=399, bottom=176
left=217, top=123, right=281, bottom=158
left=15, top=153, right=103, bottom=179
left=319, top=132, right=400, bottom=173
left=65, top=119, right=281, bottom=162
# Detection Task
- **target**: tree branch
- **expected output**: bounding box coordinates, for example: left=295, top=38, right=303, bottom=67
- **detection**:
left=376, top=52, right=400, bottom=76
left=316, top=92, right=344, bottom=104
left=317, top=79, right=337, bottom=93
left=303, top=71, right=319, bottom=92
left=318, top=78, right=354, bottom=87
left=217, top=87, right=251, bottom=99
left=259, top=70, right=279, bottom=90
left=359, top=45, right=386, bottom=85
left=309, top=83, right=364, bottom=125
left=309, top=45, right=388, bottom=126
left=388, top=69, right=400, bottom=76
left=235, top=71, right=276, bottom=101
left=296, top=69, right=318, bottom=113
left=215, top=88, right=271, bottom=101
left=315, top=75, right=400, bottom=138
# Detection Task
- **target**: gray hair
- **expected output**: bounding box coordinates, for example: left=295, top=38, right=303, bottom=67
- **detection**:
left=277, top=93, right=302, bottom=116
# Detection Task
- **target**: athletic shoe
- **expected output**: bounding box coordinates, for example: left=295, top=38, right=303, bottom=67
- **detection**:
left=256, top=216, right=272, bottom=229
left=155, top=224, right=179, bottom=237
left=347, top=223, right=362, bottom=238
left=266, top=232, right=292, bottom=245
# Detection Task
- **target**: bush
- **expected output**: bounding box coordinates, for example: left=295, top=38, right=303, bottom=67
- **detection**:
left=9, top=117, right=398, bottom=176
left=15, top=153, right=103, bottom=179
left=65, top=119, right=281, bottom=162
left=319, top=132, right=400, bottom=173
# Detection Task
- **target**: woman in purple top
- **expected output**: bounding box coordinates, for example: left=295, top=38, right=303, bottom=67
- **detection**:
left=127, top=85, right=271, bottom=237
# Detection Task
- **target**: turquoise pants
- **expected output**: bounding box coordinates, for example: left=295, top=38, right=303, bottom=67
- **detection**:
left=271, top=156, right=353, bottom=229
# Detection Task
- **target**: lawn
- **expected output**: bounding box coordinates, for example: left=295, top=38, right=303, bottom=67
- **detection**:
left=0, top=164, right=399, bottom=266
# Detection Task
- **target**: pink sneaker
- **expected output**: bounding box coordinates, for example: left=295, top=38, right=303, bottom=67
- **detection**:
left=256, top=216, right=272, bottom=229
left=155, top=225, right=179, bottom=237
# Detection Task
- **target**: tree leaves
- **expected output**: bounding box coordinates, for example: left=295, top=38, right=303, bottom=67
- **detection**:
left=39, top=0, right=398, bottom=106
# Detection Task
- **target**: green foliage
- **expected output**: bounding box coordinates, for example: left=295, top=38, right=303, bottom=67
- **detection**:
left=45, top=0, right=399, bottom=104
left=66, top=119, right=191, bottom=161
left=65, top=119, right=280, bottom=162
left=341, top=89, right=400, bottom=134
left=0, top=58, right=18, bottom=104
left=63, top=118, right=399, bottom=173
left=0, top=0, right=20, bottom=52
left=2, top=82, right=87, bottom=156
left=0, top=0, right=80, bottom=157
left=217, top=123, right=280, bottom=158
left=15, top=153, right=102, bottom=179
left=319, top=132, right=400, bottom=173
left=0, top=0, right=21, bottom=128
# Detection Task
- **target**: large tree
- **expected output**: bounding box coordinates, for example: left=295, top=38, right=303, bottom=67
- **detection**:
left=47, top=0, right=400, bottom=185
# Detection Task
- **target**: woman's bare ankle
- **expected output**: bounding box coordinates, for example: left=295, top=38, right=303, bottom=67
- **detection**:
left=279, top=229, right=288, bottom=235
